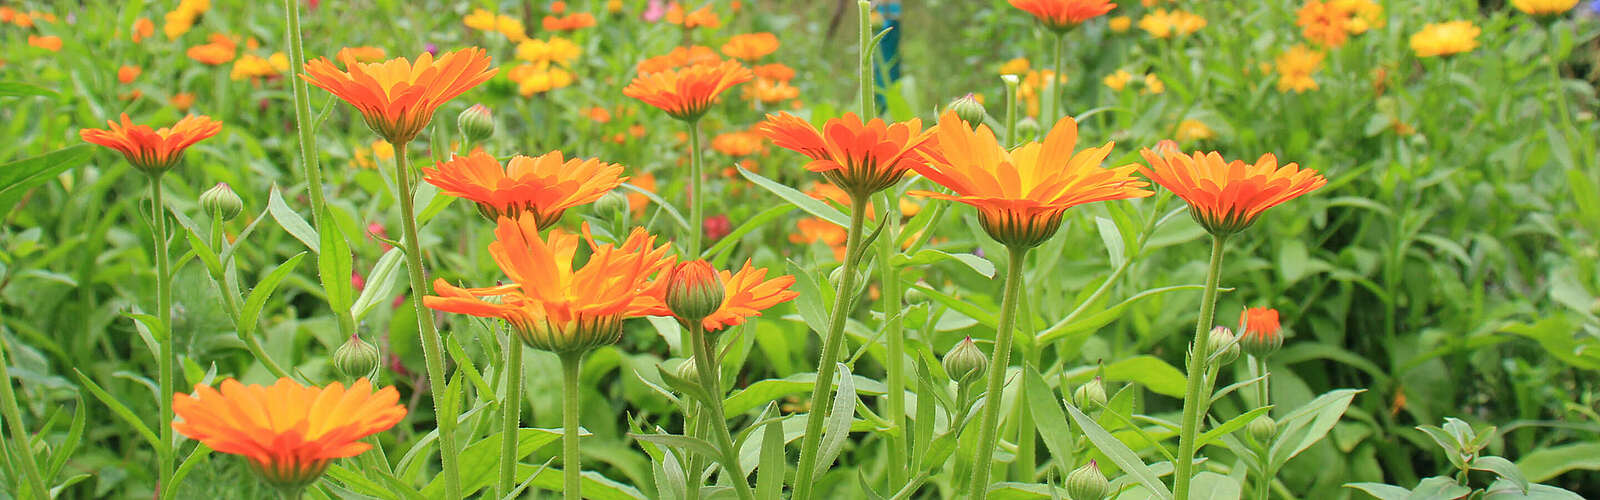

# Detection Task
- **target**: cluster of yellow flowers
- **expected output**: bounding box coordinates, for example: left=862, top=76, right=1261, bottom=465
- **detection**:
left=464, top=8, right=529, bottom=42
left=509, top=37, right=582, bottom=95
left=1102, top=69, right=1164, bottom=94
left=1275, top=44, right=1325, bottom=93
left=230, top=53, right=290, bottom=82
left=517, top=37, right=582, bottom=66
left=164, top=0, right=210, bottom=40
left=1138, top=8, right=1206, bottom=38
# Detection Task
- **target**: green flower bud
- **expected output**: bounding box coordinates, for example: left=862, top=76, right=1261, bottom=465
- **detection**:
left=1066, top=460, right=1110, bottom=500
left=1208, top=325, right=1240, bottom=366
left=457, top=103, right=495, bottom=143
left=333, top=333, right=381, bottom=381
left=942, top=336, right=988, bottom=383
left=666, top=260, right=724, bottom=323
left=675, top=357, right=699, bottom=382
left=200, top=182, right=244, bottom=221
left=1073, top=377, right=1108, bottom=409
left=944, top=94, right=988, bottom=128
left=1249, top=415, right=1277, bottom=444
left=594, top=190, right=630, bottom=217
left=1014, top=117, right=1041, bottom=141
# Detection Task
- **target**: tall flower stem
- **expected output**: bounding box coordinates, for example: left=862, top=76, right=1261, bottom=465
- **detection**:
left=689, top=324, right=756, bottom=500
left=687, top=119, right=704, bottom=258
left=392, top=145, right=462, bottom=498
left=497, top=339, right=524, bottom=497
left=1047, top=32, right=1065, bottom=126
left=283, top=0, right=327, bottom=227
left=858, top=0, right=874, bottom=119
left=560, top=351, right=584, bottom=500
left=0, top=316, right=48, bottom=499
left=966, top=245, right=1028, bottom=500
left=793, top=197, right=869, bottom=500
left=1173, top=234, right=1228, bottom=499
left=151, top=175, right=176, bottom=494
left=877, top=190, right=907, bottom=488
left=206, top=219, right=293, bottom=379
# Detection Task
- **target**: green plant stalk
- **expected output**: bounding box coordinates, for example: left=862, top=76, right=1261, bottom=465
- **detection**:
left=876, top=190, right=909, bottom=488
left=151, top=175, right=176, bottom=494
left=392, top=145, right=462, bottom=498
left=1253, top=356, right=1269, bottom=410
left=497, top=339, right=523, bottom=498
left=0, top=320, right=48, bottom=499
left=792, top=198, right=869, bottom=500
left=967, top=245, right=1029, bottom=499
left=283, top=0, right=327, bottom=229
left=858, top=0, right=873, bottom=120
left=1004, top=77, right=1019, bottom=147
left=206, top=218, right=293, bottom=379
left=689, top=324, right=756, bottom=500
left=688, top=118, right=704, bottom=258
left=560, top=351, right=584, bottom=500
left=1173, top=234, right=1228, bottom=499
left=277, top=487, right=304, bottom=500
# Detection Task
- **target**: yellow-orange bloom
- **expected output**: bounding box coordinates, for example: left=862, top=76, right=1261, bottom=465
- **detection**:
left=517, top=37, right=582, bottom=65
left=171, top=92, right=196, bottom=112
left=1175, top=119, right=1214, bottom=142
left=80, top=114, right=223, bottom=174
left=118, top=65, right=142, bottom=84
left=911, top=110, right=1151, bottom=248
left=1275, top=44, right=1324, bottom=93
left=28, top=35, right=62, bottom=52
left=335, top=46, right=387, bottom=67
left=712, top=130, right=765, bottom=157
left=999, top=57, right=1031, bottom=76
left=701, top=261, right=798, bottom=332
left=1513, top=0, right=1579, bottom=16
left=422, top=149, right=626, bottom=229
left=1108, top=15, right=1132, bottom=32
left=753, top=63, right=796, bottom=82
left=1410, top=21, right=1480, bottom=58
left=1296, top=1, right=1351, bottom=48
left=231, top=54, right=281, bottom=81
left=1138, top=8, right=1206, bottom=38
left=1008, top=0, right=1117, bottom=32
left=425, top=219, right=674, bottom=353
left=759, top=112, right=934, bottom=197
left=303, top=48, right=497, bottom=144
left=542, top=13, right=597, bottom=31
left=638, top=45, right=720, bottom=74
left=1138, top=142, right=1327, bottom=235
left=745, top=78, right=800, bottom=103
left=1103, top=69, right=1133, bottom=91
left=132, top=17, right=155, bottom=42
left=624, top=60, right=753, bottom=121
left=668, top=3, right=722, bottom=29
left=791, top=217, right=849, bottom=260
left=722, top=32, right=780, bottom=61
left=171, top=378, right=405, bottom=490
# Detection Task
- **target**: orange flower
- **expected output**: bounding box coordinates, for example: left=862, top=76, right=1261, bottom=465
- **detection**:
left=712, top=130, right=764, bottom=157
left=303, top=48, right=497, bottom=144
left=186, top=35, right=237, bottom=65
left=335, top=46, right=387, bottom=67
left=759, top=112, right=934, bottom=197
left=745, top=78, right=800, bottom=103
left=637, top=45, right=720, bottom=74
left=753, top=63, right=795, bottom=82
left=700, top=261, right=798, bottom=332
left=422, top=149, right=626, bottom=229
left=586, top=107, right=613, bottom=123
left=425, top=219, right=674, bottom=353
left=542, top=12, right=597, bottom=31
left=550, top=1, right=568, bottom=14
left=912, top=110, right=1151, bottom=248
left=624, top=60, right=753, bottom=122
left=721, top=32, right=779, bottom=61
left=132, top=17, right=155, bottom=42
left=668, top=3, right=721, bottom=29
left=1138, top=141, right=1326, bottom=235
left=1238, top=306, right=1284, bottom=356
left=1008, top=0, right=1117, bottom=32
left=171, top=92, right=196, bottom=112
left=118, top=65, right=142, bottom=84
left=790, top=217, right=848, bottom=260
left=171, top=378, right=405, bottom=491
left=80, top=114, right=223, bottom=174
left=28, top=35, right=62, bottom=52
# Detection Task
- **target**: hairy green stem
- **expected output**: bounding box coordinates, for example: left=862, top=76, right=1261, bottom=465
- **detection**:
left=393, top=145, right=462, bottom=498
left=792, top=197, right=869, bottom=500
left=858, top=0, right=873, bottom=119
left=967, top=245, right=1029, bottom=499
left=0, top=321, right=47, bottom=499
left=151, top=176, right=176, bottom=494
left=876, top=190, right=908, bottom=488
left=1173, top=234, right=1228, bottom=499
left=560, top=351, right=584, bottom=500
left=688, top=119, right=704, bottom=258
left=690, top=324, right=756, bottom=500
left=498, top=339, right=524, bottom=497
left=206, top=218, right=292, bottom=379
left=1004, top=77, right=1020, bottom=147
left=283, top=0, right=326, bottom=228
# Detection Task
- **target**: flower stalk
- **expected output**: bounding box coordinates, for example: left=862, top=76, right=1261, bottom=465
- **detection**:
left=689, top=323, right=756, bottom=500
left=151, top=175, right=177, bottom=494
left=688, top=119, right=705, bottom=258
left=560, top=351, right=584, bottom=500
left=0, top=312, right=48, bottom=499
left=497, top=337, right=523, bottom=498
left=792, top=195, right=869, bottom=500
left=966, top=245, right=1029, bottom=499
left=1173, top=233, right=1228, bottom=499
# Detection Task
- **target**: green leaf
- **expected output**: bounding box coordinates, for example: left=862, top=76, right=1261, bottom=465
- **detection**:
left=1268, top=389, right=1362, bottom=470
left=0, top=81, right=58, bottom=98
left=0, top=145, right=92, bottom=212
left=419, top=428, right=567, bottom=498
left=658, top=364, right=717, bottom=409
left=739, top=166, right=849, bottom=227
left=161, top=445, right=212, bottom=500
left=724, top=372, right=887, bottom=416
left=891, top=249, right=995, bottom=278
left=1483, top=480, right=1585, bottom=500
left=631, top=433, right=722, bottom=462
left=1196, top=406, right=1273, bottom=449
left=619, top=182, right=689, bottom=230
left=1095, top=216, right=1126, bottom=268
left=1405, top=476, right=1471, bottom=500
left=1344, top=482, right=1412, bottom=500
left=1022, top=364, right=1076, bottom=477
left=72, top=370, right=158, bottom=452
left=1516, top=442, right=1600, bottom=483
left=268, top=186, right=320, bottom=253
left=1062, top=355, right=1186, bottom=398
left=756, top=402, right=786, bottom=500
left=239, top=252, right=308, bottom=338
left=318, top=206, right=356, bottom=314
left=1037, top=285, right=1212, bottom=345
left=326, top=464, right=403, bottom=499
left=1190, top=472, right=1241, bottom=500
left=352, top=248, right=405, bottom=321
left=1472, top=456, right=1529, bottom=494
left=814, top=363, right=858, bottom=478
left=1064, top=402, right=1171, bottom=498
left=707, top=205, right=794, bottom=264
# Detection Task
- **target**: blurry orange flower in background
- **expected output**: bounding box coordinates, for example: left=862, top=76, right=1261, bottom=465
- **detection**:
left=1138, top=142, right=1327, bottom=235
left=1275, top=44, right=1324, bottom=93
left=667, top=3, right=722, bottom=29
left=28, top=35, right=62, bottom=52
left=637, top=45, right=720, bottom=74
left=1108, top=15, right=1132, bottom=32
left=626, top=171, right=657, bottom=216
left=911, top=110, right=1152, bottom=248
left=303, top=48, right=497, bottom=144
left=1513, top=0, right=1580, bottom=16
left=231, top=53, right=288, bottom=82
left=511, top=63, right=576, bottom=95
left=164, top=0, right=210, bottom=39
left=1410, top=21, right=1480, bottom=58
left=422, top=149, right=626, bottom=229
left=172, top=378, right=405, bottom=491
left=131, top=17, right=155, bottom=42
left=1138, top=8, right=1206, bottom=38
left=80, top=114, right=223, bottom=174
left=336, top=46, right=387, bottom=67
left=699, top=261, right=799, bottom=332
left=464, top=8, right=529, bottom=41
left=1103, top=69, right=1133, bottom=91
left=753, top=63, right=796, bottom=82
left=791, top=217, right=849, bottom=260
left=745, top=78, right=800, bottom=104
left=587, top=107, right=613, bottom=123
left=712, top=130, right=765, bottom=157
left=722, top=32, right=780, bottom=61
left=999, top=57, right=1031, bottom=76
left=171, top=92, right=196, bottom=112
left=759, top=112, right=934, bottom=197
left=625, top=60, right=754, bottom=121
left=1296, top=0, right=1380, bottom=48
left=118, top=65, right=142, bottom=84
left=187, top=34, right=238, bottom=65
left=1008, top=0, right=1118, bottom=32
left=517, top=37, right=582, bottom=66
left=543, top=13, right=597, bottom=31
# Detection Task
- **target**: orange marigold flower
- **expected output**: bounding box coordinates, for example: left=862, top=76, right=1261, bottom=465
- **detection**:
left=118, top=65, right=142, bottom=84
left=912, top=110, right=1151, bottom=248
left=745, top=78, right=800, bottom=104
left=542, top=13, right=596, bottom=31
left=80, top=113, right=223, bottom=175
left=790, top=217, right=848, bottom=260
left=132, top=17, right=155, bottom=42
left=753, top=63, right=796, bottom=82
left=186, top=37, right=237, bottom=65
left=1296, top=1, right=1351, bottom=48
left=587, top=106, right=613, bottom=123
left=700, top=261, right=798, bottom=332
left=1008, top=0, right=1117, bottom=32
left=1138, top=141, right=1326, bottom=236
left=335, top=46, right=387, bottom=67
left=721, top=32, right=779, bottom=61
left=1275, top=44, right=1324, bottom=93
left=231, top=54, right=281, bottom=81
left=171, top=92, right=196, bottom=112
left=172, top=378, right=405, bottom=491
left=28, top=35, right=62, bottom=52
left=0, top=7, right=13, bottom=24
left=1138, top=8, right=1206, bottom=38
left=425, top=219, right=674, bottom=353
left=1513, top=0, right=1579, bottom=16
left=422, top=149, right=626, bottom=229
left=1238, top=306, right=1284, bottom=356
left=550, top=1, right=568, bottom=14
left=712, top=130, right=764, bottom=157
left=668, top=3, right=721, bottom=29
left=303, top=48, right=497, bottom=144
left=1409, top=21, right=1479, bottom=58
left=637, top=45, right=720, bottom=74
left=625, top=60, right=753, bottom=122
left=627, top=171, right=656, bottom=216
left=759, top=112, right=933, bottom=197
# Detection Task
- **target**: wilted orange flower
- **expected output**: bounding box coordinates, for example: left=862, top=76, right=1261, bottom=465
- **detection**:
left=753, top=63, right=796, bottom=82
left=625, top=60, right=753, bottom=121
left=1410, top=21, right=1479, bottom=58
left=759, top=112, right=934, bottom=197
left=172, top=378, right=405, bottom=491
left=425, top=219, right=674, bottom=353
left=422, top=149, right=626, bottom=228
left=700, top=261, right=798, bottom=332
left=791, top=217, right=849, bottom=260
left=132, top=17, right=155, bottom=42
left=1275, top=44, right=1324, bottom=93
left=171, top=92, right=196, bottom=112
left=1138, top=8, right=1206, bottom=38
left=712, top=130, right=764, bottom=157
left=543, top=13, right=597, bottom=31
left=335, top=46, right=387, bottom=67
left=1138, top=141, right=1326, bottom=235
left=28, top=35, right=62, bottom=52
left=1009, top=0, right=1117, bottom=32
left=118, top=65, right=142, bottom=84
left=303, top=48, right=497, bottom=144
left=722, top=32, right=779, bottom=61
left=912, top=110, right=1151, bottom=248
left=80, top=114, right=223, bottom=174
left=1513, top=0, right=1579, bottom=15
left=746, top=78, right=800, bottom=103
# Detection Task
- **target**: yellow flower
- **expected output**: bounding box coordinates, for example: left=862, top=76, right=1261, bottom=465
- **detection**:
left=1175, top=119, right=1214, bottom=142
left=999, top=57, right=1031, bottom=76
left=230, top=54, right=279, bottom=81
left=464, top=8, right=497, bottom=30
left=1139, top=8, right=1206, bottom=38
left=1512, top=0, right=1578, bottom=16
left=372, top=140, right=394, bottom=161
left=1142, top=73, right=1165, bottom=94
left=268, top=52, right=289, bottom=72
left=1410, top=21, right=1480, bottom=58
left=1102, top=69, right=1132, bottom=91
left=1275, top=44, right=1324, bottom=93
left=1108, top=16, right=1132, bottom=32
left=516, top=38, right=582, bottom=66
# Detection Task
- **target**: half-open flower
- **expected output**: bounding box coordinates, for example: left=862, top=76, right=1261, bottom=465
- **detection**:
left=701, top=260, right=798, bottom=333
left=80, top=114, right=223, bottom=175
left=303, top=47, right=497, bottom=144
left=1138, top=142, right=1326, bottom=236
left=1009, top=0, right=1117, bottom=32
left=421, top=149, right=627, bottom=229
left=171, top=378, right=405, bottom=492
left=624, top=59, right=754, bottom=122
left=759, top=112, right=935, bottom=198
left=911, top=110, right=1152, bottom=249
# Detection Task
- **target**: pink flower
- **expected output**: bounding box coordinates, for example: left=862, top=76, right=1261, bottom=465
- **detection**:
left=644, top=0, right=667, bottom=21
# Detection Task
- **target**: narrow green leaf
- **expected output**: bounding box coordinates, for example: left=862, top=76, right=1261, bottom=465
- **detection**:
left=160, top=445, right=212, bottom=500
left=619, top=182, right=690, bottom=230
left=239, top=252, right=308, bottom=337
left=1516, top=442, right=1600, bottom=483
left=814, top=363, right=858, bottom=478
left=1344, top=482, right=1412, bottom=500
left=72, top=370, right=158, bottom=451
left=631, top=433, right=722, bottom=462
left=0, top=145, right=92, bottom=211
left=1022, top=364, right=1076, bottom=477
left=1269, top=389, right=1362, bottom=469
left=1472, top=456, right=1529, bottom=494
left=1064, top=402, right=1171, bottom=498
left=352, top=248, right=404, bottom=321
left=267, top=186, right=320, bottom=253
left=1196, top=406, right=1273, bottom=449
left=756, top=403, right=786, bottom=500
left=739, top=166, right=849, bottom=227
left=0, top=82, right=59, bottom=98
left=317, top=206, right=355, bottom=313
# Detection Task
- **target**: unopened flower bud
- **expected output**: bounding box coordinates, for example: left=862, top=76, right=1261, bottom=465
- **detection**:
left=666, top=260, right=724, bottom=323
left=594, top=190, right=629, bottom=217
left=1208, top=325, right=1240, bottom=366
left=333, top=333, right=381, bottom=380
left=457, top=104, right=494, bottom=143
left=944, top=94, right=987, bottom=128
left=675, top=357, right=699, bottom=382
left=1073, top=377, right=1108, bottom=409
left=1239, top=307, right=1283, bottom=358
left=200, top=182, right=243, bottom=221
left=1066, top=460, right=1110, bottom=500
left=1249, top=415, right=1277, bottom=444
left=942, top=336, right=988, bottom=382
left=1014, top=117, right=1041, bottom=141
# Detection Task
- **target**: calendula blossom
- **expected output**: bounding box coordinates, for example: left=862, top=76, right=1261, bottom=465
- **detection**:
left=1410, top=21, right=1480, bottom=58
left=759, top=112, right=934, bottom=197
left=80, top=114, right=223, bottom=175
left=1138, top=141, right=1327, bottom=235
left=302, top=48, right=497, bottom=144
left=421, top=149, right=626, bottom=229
left=625, top=60, right=754, bottom=121
left=1009, top=0, right=1118, bottom=32
left=1275, top=44, right=1324, bottom=93
left=1512, top=0, right=1579, bottom=16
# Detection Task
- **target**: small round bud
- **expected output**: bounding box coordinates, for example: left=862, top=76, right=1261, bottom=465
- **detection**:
left=666, top=260, right=725, bottom=323
left=457, top=104, right=495, bottom=143
left=1249, top=415, right=1277, bottom=444
left=1014, top=117, right=1041, bottom=141
left=942, top=337, right=988, bottom=382
left=1066, top=460, right=1110, bottom=500
left=200, top=182, right=244, bottom=221
left=1073, top=377, right=1108, bottom=409
left=594, top=190, right=629, bottom=217
left=675, top=357, right=699, bottom=382
left=903, top=285, right=928, bottom=304
left=1239, top=307, right=1283, bottom=358
left=1208, top=325, right=1240, bottom=366
left=944, top=94, right=987, bottom=128
left=333, top=333, right=381, bottom=380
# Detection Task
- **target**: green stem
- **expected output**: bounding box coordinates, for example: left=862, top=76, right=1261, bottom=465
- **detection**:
left=560, top=351, right=584, bottom=500
left=859, top=0, right=873, bottom=119
left=151, top=175, right=176, bottom=494
left=876, top=191, right=908, bottom=488
left=792, top=197, right=869, bottom=500
left=393, top=144, right=462, bottom=498
left=1173, top=234, right=1228, bottom=499
left=1253, top=356, right=1269, bottom=410
left=967, top=245, right=1029, bottom=500
left=207, top=217, right=293, bottom=380
left=690, top=324, right=756, bottom=500
left=688, top=119, right=704, bottom=258
left=1048, top=32, right=1065, bottom=126
left=1253, top=464, right=1271, bottom=500
left=0, top=325, right=47, bottom=499
left=283, top=0, right=326, bottom=228
left=497, top=338, right=524, bottom=497
left=1004, top=77, right=1019, bottom=147
left=277, top=487, right=304, bottom=500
